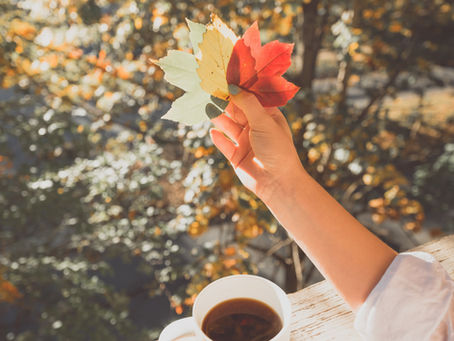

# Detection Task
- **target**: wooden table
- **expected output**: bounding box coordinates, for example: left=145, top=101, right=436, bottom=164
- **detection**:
left=287, top=234, right=454, bottom=340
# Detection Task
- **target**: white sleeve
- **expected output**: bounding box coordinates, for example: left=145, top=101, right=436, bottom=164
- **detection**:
left=354, top=251, right=454, bottom=341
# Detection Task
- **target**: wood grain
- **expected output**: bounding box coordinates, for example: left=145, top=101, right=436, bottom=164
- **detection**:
left=288, top=234, right=454, bottom=340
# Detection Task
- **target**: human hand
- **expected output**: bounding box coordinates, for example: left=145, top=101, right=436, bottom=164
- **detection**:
left=210, top=90, right=305, bottom=203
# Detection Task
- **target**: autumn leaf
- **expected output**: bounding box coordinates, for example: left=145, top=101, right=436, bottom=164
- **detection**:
left=242, top=21, right=261, bottom=58
left=0, top=276, right=22, bottom=303
left=186, top=18, right=206, bottom=57
left=249, top=76, right=299, bottom=107
left=161, top=86, right=210, bottom=124
left=226, top=38, right=257, bottom=88
left=243, top=21, right=294, bottom=77
left=227, top=21, right=300, bottom=107
left=208, top=14, right=238, bottom=45
left=196, top=14, right=238, bottom=101
left=153, top=17, right=232, bottom=124
left=153, top=50, right=200, bottom=92
left=10, top=19, right=37, bottom=40
left=155, top=16, right=297, bottom=123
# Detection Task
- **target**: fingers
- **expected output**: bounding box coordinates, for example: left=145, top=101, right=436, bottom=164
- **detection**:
left=231, top=91, right=274, bottom=129
left=211, top=113, right=244, bottom=144
left=232, top=91, right=293, bottom=141
left=209, top=128, right=236, bottom=161
left=210, top=126, right=252, bottom=169
left=225, top=101, right=248, bottom=127
left=229, top=126, right=251, bottom=167
left=266, top=108, right=293, bottom=140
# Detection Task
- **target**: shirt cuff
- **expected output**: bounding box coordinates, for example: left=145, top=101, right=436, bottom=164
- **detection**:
left=354, top=251, right=454, bottom=341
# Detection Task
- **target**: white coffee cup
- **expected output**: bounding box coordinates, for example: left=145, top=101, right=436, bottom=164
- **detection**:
left=158, top=274, right=292, bottom=341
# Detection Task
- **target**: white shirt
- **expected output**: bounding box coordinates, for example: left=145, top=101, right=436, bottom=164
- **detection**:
left=354, top=251, right=454, bottom=340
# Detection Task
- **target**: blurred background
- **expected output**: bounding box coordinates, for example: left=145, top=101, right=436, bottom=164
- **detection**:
left=0, top=0, right=453, bottom=339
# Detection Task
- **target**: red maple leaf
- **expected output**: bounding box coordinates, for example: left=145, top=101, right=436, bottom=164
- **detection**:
left=226, top=21, right=300, bottom=107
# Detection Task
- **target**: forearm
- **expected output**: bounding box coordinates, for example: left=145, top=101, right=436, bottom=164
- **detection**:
left=264, top=166, right=397, bottom=311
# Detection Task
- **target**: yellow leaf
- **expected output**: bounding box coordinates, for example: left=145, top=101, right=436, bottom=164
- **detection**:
left=372, top=213, right=385, bottom=224
left=208, top=14, right=238, bottom=46
left=196, top=15, right=237, bottom=100
left=223, top=259, right=237, bottom=268
left=223, top=246, right=236, bottom=256
left=134, top=17, right=143, bottom=30
left=0, top=277, right=22, bottom=303
left=369, top=198, right=385, bottom=209
left=405, top=221, right=420, bottom=231
left=10, top=19, right=36, bottom=40
left=307, top=148, right=320, bottom=164
left=188, top=221, right=207, bottom=236
left=389, top=22, right=402, bottom=33
left=175, top=305, right=183, bottom=315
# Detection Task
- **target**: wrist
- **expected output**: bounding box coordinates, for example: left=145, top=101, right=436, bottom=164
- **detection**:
left=260, top=163, right=310, bottom=208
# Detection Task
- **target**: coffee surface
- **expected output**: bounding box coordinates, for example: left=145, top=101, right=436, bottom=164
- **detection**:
left=201, top=298, right=282, bottom=341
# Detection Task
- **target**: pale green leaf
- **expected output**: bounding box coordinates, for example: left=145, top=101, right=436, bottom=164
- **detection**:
left=156, top=50, right=200, bottom=92
left=185, top=18, right=206, bottom=57
left=161, top=86, right=211, bottom=125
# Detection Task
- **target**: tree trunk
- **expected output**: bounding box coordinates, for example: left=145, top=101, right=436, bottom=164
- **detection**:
left=300, top=0, right=324, bottom=90
left=336, top=58, right=351, bottom=109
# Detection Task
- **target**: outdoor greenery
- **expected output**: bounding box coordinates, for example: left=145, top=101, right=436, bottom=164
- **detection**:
left=0, top=0, right=453, bottom=340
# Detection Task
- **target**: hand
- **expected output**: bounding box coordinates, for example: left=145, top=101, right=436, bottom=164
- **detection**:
left=210, top=90, right=304, bottom=203
left=211, top=91, right=398, bottom=312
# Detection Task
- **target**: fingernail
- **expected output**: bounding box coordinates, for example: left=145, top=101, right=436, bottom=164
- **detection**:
left=205, top=103, right=222, bottom=119
left=210, top=95, right=229, bottom=110
left=228, top=84, right=240, bottom=95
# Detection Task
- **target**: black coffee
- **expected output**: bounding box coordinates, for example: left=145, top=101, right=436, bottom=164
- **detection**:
left=201, top=298, right=282, bottom=341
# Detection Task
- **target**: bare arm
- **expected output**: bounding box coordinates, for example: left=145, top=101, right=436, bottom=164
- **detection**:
left=264, top=166, right=397, bottom=310
left=210, top=90, right=397, bottom=311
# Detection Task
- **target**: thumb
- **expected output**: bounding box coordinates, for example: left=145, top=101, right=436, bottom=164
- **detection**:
left=230, top=89, right=274, bottom=129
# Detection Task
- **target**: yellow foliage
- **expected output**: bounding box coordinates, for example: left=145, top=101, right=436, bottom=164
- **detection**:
left=369, top=198, right=384, bottom=208
left=372, top=213, right=385, bottom=224
left=194, top=146, right=215, bottom=158
left=401, top=200, right=422, bottom=215
left=116, top=66, right=132, bottom=80
left=134, top=17, right=143, bottom=30
left=223, top=246, right=236, bottom=256
left=222, top=259, right=237, bottom=268
left=184, top=294, right=197, bottom=306
left=15, top=43, right=23, bottom=54
left=0, top=276, right=22, bottom=303
left=175, top=305, right=183, bottom=315
left=307, top=148, right=320, bottom=164
left=1, top=74, right=17, bottom=88
left=274, top=14, right=294, bottom=36
left=40, top=54, right=59, bottom=68
left=10, top=19, right=37, bottom=40
left=389, top=22, right=403, bottom=33
left=139, top=121, right=147, bottom=132
left=218, top=169, right=234, bottom=190
left=348, top=42, right=359, bottom=55
left=362, top=173, right=374, bottom=185
left=188, top=221, right=207, bottom=236
left=405, top=221, right=421, bottom=231
left=196, top=15, right=237, bottom=100
left=235, top=214, right=263, bottom=238
left=363, top=9, right=373, bottom=19
left=209, top=14, right=238, bottom=45
left=348, top=74, right=361, bottom=85
left=440, top=3, right=451, bottom=13
left=68, top=48, right=83, bottom=59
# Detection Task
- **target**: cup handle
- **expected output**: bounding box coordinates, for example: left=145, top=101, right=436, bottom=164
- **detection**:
left=158, top=317, right=198, bottom=341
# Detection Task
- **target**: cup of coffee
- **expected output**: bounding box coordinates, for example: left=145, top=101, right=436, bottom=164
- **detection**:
left=158, top=274, right=292, bottom=341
